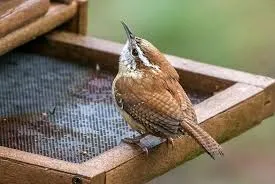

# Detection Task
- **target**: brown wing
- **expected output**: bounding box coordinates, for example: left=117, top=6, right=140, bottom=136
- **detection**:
left=114, top=73, right=223, bottom=158
left=114, top=75, right=186, bottom=137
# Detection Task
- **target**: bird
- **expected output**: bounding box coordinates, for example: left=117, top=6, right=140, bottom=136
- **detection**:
left=112, top=21, right=224, bottom=159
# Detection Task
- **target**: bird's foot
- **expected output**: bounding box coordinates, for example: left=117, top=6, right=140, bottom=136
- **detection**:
left=122, top=134, right=148, bottom=156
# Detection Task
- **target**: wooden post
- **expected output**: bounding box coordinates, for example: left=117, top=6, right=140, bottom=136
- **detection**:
left=62, top=0, right=88, bottom=35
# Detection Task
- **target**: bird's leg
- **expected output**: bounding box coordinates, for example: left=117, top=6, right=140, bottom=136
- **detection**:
left=167, top=137, right=175, bottom=149
left=122, top=134, right=149, bottom=155
left=122, top=133, right=148, bottom=144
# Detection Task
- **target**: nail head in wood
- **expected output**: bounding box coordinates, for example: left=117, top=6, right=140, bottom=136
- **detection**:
left=72, top=176, right=82, bottom=184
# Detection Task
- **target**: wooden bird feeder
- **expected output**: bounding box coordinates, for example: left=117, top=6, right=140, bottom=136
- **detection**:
left=0, top=1, right=274, bottom=184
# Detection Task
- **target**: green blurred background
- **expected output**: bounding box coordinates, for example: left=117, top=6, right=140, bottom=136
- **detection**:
left=88, top=1, right=275, bottom=183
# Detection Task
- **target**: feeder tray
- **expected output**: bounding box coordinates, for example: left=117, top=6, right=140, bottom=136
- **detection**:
left=0, top=1, right=275, bottom=184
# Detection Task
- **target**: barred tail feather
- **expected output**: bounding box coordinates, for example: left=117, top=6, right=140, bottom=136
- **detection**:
left=181, top=121, right=224, bottom=159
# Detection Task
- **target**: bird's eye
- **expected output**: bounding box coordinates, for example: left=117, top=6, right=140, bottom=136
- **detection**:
left=131, top=49, right=138, bottom=57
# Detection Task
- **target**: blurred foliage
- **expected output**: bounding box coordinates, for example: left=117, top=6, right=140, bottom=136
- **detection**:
left=88, top=0, right=275, bottom=75
left=88, top=1, right=275, bottom=183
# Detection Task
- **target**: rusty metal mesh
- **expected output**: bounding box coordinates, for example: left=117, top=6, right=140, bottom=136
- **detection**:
left=0, top=52, right=211, bottom=163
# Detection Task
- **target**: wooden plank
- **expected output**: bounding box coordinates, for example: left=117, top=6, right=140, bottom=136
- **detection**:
left=0, top=0, right=50, bottom=38
left=0, top=158, right=91, bottom=184
left=0, top=2, right=77, bottom=56
left=80, top=141, right=141, bottom=179
left=0, top=140, right=107, bottom=183
left=0, top=146, right=106, bottom=183
left=0, top=146, right=91, bottom=177
left=62, top=0, right=88, bottom=35
left=167, top=55, right=275, bottom=89
left=23, top=31, right=275, bottom=92
left=195, top=83, right=263, bottom=123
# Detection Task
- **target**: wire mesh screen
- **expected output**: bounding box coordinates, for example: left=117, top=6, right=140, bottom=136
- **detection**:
left=0, top=52, right=211, bottom=163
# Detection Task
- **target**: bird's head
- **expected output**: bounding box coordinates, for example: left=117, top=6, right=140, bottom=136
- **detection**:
left=119, top=22, right=167, bottom=74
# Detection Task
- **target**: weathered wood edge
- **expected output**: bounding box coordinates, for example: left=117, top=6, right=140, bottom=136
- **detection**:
left=79, top=82, right=275, bottom=183
left=195, top=83, right=264, bottom=123
left=0, top=0, right=50, bottom=38
left=0, top=159, right=92, bottom=184
left=0, top=146, right=96, bottom=179
left=0, top=146, right=107, bottom=183
left=23, top=31, right=275, bottom=90
left=166, top=55, right=275, bottom=89
left=0, top=2, right=77, bottom=56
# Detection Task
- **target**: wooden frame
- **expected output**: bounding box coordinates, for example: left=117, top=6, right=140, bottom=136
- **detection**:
left=0, top=30, right=272, bottom=184
left=0, top=1, right=78, bottom=56
left=0, top=1, right=275, bottom=183
left=61, top=0, right=88, bottom=35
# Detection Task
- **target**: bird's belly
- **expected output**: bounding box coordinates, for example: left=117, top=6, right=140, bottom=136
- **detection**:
left=112, top=75, right=146, bottom=134
left=118, top=109, right=147, bottom=134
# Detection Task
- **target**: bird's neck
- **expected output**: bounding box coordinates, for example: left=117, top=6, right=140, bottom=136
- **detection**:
left=117, top=61, right=143, bottom=79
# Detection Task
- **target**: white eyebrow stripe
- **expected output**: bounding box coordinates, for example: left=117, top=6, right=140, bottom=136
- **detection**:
left=135, top=45, right=160, bottom=71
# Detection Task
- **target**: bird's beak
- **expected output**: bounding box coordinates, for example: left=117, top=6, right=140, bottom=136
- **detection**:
left=121, top=21, right=135, bottom=48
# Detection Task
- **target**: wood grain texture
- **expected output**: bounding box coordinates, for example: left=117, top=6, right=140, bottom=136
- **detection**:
left=62, top=0, right=88, bottom=35
left=195, top=83, right=263, bottom=123
left=166, top=55, right=275, bottom=89
left=262, top=82, right=275, bottom=118
left=23, top=31, right=275, bottom=92
left=0, top=0, right=50, bottom=38
left=0, top=146, right=83, bottom=175
left=0, top=0, right=24, bottom=16
left=0, top=159, right=91, bottom=184
left=0, top=146, right=106, bottom=183
left=0, top=2, right=77, bottom=57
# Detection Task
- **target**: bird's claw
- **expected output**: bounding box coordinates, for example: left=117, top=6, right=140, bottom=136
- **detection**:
left=137, top=142, right=149, bottom=156
left=122, top=136, right=149, bottom=156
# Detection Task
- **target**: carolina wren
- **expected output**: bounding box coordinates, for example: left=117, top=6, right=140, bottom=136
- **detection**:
left=112, top=22, right=223, bottom=159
